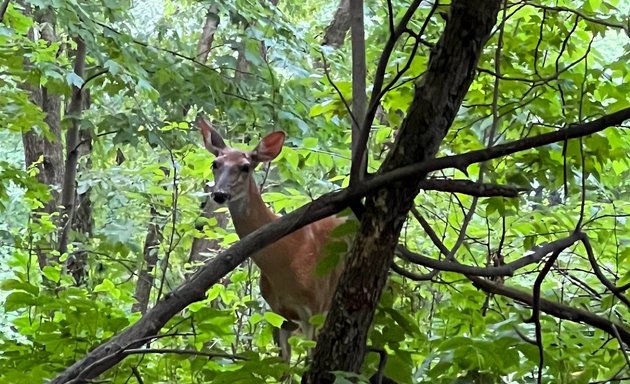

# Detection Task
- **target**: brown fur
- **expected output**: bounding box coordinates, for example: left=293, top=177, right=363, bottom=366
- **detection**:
left=198, top=117, right=345, bottom=358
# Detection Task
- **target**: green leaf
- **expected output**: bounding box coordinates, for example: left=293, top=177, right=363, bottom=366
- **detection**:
left=264, top=312, right=286, bottom=328
left=94, top=279, right=116, bottom=293
left=0, top=279, right=39, bottom=295
left=42, top=265, right=61, bottom=282
left=303, top=137, right=318, bottom=149
left=4, top=291, right=36, bottom=311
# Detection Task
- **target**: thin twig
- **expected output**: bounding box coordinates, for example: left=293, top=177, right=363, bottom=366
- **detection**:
left=579, top=233, right=630, bottom=307
left=319, top=51, right=356, bottom=128
left=528, top=249, right=563, bottom=384
left=156, top=148, right=179, bottom=303
left=130, top=367, right=144, bottom=384
left=397, top=232, right=581, bottom=277
left=80, top=69, right=109, bottom=91
left=610, top=325, right=630, bottom=369
left=522, top=1, right=629, bottom=35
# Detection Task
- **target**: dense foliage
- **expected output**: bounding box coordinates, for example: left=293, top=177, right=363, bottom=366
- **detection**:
left=0, top=0, right=629, bottom=383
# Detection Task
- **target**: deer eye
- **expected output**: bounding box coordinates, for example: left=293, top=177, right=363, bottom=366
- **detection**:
left=240, top=164, right=250, bottom=173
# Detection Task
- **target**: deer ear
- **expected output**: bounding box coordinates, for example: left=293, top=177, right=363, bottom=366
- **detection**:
left=251, top=131, right=285, bottom=163
left=197, top=116, right=226, bottom=156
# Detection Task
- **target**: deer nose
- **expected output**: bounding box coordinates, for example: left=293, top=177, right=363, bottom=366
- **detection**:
left=212, top=191, right=231, bottom=204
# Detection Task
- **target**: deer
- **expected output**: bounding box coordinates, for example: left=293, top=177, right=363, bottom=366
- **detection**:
left=197, top=117, right=346, bottom=361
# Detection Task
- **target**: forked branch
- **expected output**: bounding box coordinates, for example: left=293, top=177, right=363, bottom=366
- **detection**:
left=350, top=0, right=429, bottom=184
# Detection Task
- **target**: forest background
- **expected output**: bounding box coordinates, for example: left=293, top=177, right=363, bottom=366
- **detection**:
left=0, top=0, right=629, bottom=383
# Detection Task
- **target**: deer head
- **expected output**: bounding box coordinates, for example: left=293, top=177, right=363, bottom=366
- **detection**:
left=197, top=116, right=285, bottom=205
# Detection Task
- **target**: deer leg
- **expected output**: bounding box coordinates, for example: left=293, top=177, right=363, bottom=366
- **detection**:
left=300, top=321, right=317, bottom=366
left=273, top=320, right=298, bottom=362
left=301, top=321, right=315, bottom=342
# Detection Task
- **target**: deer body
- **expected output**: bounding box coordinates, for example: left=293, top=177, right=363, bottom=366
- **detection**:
left=228, top=177, right=344, bottom=330
left=198, top=118, right=345, bottom=359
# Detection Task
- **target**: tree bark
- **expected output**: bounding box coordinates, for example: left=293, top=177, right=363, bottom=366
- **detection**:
left=322, top=0, right=351, bottom=48
left=21, top=7, right=64, bottom=270
left=58, top=37, right=87, bottom=256
left=303, top=1, right=501, bottom=382
left=132, top=205, right=164, bottom=314
left=67, top=91, right=94, bottom=285
left=350, top=0, right=367, bottom=178
left=196, top=4, right=219, bottom=63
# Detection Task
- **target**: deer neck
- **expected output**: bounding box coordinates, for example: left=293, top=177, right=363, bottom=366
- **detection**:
left=228, top=176, right=278, bottom=241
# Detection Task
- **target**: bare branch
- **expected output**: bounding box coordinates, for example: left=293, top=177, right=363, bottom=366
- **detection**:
left=79, top=69, right=108, bottom=91
left=528, top=249, right=563, bottom=384
left=579, top=232, right=630, bottom=308
left=92, top=20, right=263, bottom=81
left=470, top=276, right=630, bottom=345
left=320, top=52, right=356, bottom=128
left=130, top=367, right=144, bottom=384
left=156, top=149, right=179, bottom=304
left=407, top=206, right=630, bottom=350
left=397, top=233, right=581, bottom=277
left=611, top=325, right=630, bottom=369
left=123, top=348, right=245, bottom=361
left=391, top=261, right=433, bottom=281
left=374, top=107, right=630, bottom=188
left=521, top=1, right=630, bottom=36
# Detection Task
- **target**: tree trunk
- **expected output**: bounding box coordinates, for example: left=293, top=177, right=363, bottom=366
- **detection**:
left=21, top=7, right=64, bottom=270
left=350, top=0, right=367, bottom=177
left=196, top=4, right=219, bottom=63
left=132, top=205, right=164, bottom=314
left=58, top=37, right=87, bottom=255
left=322, top=0, right=351, bottom=48
left=303, top=1, right=501, bottom=382
left=67, top=126, right=93, bottom=285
